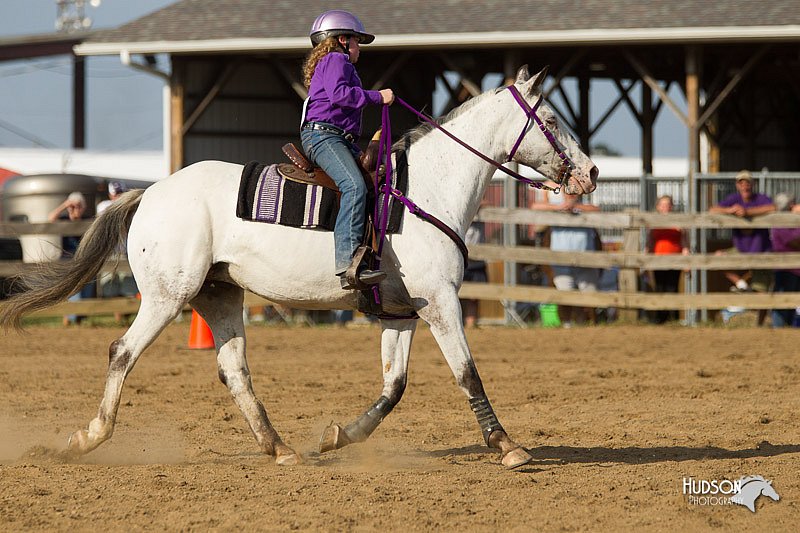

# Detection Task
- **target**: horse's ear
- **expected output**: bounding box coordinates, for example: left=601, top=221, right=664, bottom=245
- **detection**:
left=521, top=66, right=549, bottom=95
left=515, top=65, right=530, bottom=84
left=531, top=66, right=549, bottom=89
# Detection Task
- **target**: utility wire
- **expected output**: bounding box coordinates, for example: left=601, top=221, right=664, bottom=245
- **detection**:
left=114, top=128, right=162, bottom=150
left=0, top=59, right=72, bottom=78
left=0, top=117, right=57, bottom=148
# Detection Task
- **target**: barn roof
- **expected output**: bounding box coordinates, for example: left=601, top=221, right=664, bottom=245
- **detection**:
left=0, top=31, right=91, bottom=61
left=75, top=0, right=800, bottom=56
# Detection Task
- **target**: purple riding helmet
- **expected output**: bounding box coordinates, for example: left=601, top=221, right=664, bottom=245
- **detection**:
left=309, top=10, right=375, bottom=46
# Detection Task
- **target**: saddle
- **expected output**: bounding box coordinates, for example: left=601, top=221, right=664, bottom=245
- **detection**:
left=278, top=133, right=384, bottom=194
left=278, top=133, right=388, bottom=297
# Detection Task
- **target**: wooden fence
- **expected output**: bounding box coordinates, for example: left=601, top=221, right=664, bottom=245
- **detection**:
left=467, top=208, right=800, bottom=314
left=2, top=210, right=800, bottom=319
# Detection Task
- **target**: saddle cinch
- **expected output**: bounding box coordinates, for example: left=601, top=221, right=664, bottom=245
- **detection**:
left=278, top=135, right=387, bottom=293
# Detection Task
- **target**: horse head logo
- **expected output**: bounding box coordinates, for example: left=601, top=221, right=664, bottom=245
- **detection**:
left=730, top=476, right=780, bottom=513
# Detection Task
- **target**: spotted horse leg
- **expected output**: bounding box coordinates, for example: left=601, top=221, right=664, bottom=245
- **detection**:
left=65, top=295, right=185, bottom=458
left=319, top=318, right=416, bottom=452
left=192, top=281, right=300, bottom=465
left=417, top=289, right=532, bottom=469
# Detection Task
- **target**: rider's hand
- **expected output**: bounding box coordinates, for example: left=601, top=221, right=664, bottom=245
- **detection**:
left=379, top=89, right=395, bottom=105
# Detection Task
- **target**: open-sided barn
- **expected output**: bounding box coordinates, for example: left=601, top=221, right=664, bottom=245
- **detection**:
left=72, top=0, right=800, bottom=187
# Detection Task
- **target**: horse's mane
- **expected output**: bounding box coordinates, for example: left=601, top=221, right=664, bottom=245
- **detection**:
left=392, top=86, right=505, bottom=154
left=739, top=475, right=768, bottom=486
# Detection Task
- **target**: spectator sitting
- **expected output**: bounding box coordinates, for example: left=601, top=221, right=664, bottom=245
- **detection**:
left=530, top=190, right=601, bottom=327
left=47, top=192, right=95, bottom=325
left=645, top=195, right=689, bottom=324
left=769, top=193, right=800, bottom=327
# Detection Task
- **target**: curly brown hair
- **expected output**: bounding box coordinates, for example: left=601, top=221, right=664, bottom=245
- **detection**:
left=302, top=37, right=344, bottom=88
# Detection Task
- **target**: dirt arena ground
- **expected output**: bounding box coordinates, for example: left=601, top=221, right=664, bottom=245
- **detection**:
left=1, top=323, right=799, bottom=531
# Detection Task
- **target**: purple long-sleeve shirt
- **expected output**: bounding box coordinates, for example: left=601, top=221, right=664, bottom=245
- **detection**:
left=717, top=192, right=773, bottom=252
left=304, top=52, right=382, bottom=141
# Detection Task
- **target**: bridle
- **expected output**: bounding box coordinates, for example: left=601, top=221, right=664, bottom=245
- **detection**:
left=369, top=84, right=580, bottom=307
left=505, top=85, right=575, bottom=186
left=394, top=85, right=575, bottom=191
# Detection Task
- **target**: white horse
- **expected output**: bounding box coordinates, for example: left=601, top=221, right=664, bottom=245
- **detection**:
left=730, top=476, right=780, bottom=512
left=0, top=66, right=596, bottom=469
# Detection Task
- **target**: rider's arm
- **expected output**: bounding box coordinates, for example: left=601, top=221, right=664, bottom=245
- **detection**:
left=321, top=53, right=382, bottom=109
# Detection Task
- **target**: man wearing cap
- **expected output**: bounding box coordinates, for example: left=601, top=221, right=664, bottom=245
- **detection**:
left=709, top=170, right=775, bottom=322
left=97, top=181, right=128, bottom=215
left=47, top=191, right=96, bottom=325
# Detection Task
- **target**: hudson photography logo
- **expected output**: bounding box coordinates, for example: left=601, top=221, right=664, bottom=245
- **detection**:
left=683, top=475, right=780, bottom=512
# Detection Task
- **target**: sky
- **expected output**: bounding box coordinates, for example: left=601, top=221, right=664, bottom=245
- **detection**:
left=0, top=0, right=175, bottom=151
left=0, top=0, right=689, bottom=157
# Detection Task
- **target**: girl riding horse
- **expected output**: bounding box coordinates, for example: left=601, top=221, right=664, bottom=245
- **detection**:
left=301, top=10, right=395, bottom=289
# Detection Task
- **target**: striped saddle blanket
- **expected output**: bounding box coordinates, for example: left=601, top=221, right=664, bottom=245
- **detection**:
left=236, top=154, right=408, bottom=233
left=236, top=162, right=338, bottom=230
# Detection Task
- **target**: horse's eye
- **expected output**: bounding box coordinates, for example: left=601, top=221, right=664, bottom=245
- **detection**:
left=545, top=116, right=557, bottom=128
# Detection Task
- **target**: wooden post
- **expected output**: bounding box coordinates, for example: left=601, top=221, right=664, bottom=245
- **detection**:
left=72, top=54, right=85, bottom=149
left=619, top=211, right=640, bottom=322
left=578, top=73, right=590, bottom=152
left=641, top=82, right=653, bottom=176
left=686, top=46, right=700, bottom=211
left=686, top=46, right=701, bottom=324
left=169, top=59, right=185, bottom=173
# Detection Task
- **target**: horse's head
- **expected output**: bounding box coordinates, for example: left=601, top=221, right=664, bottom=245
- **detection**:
left=761, top=480, right=780, bottom=502
left=507, top=65, right=598, bottom=195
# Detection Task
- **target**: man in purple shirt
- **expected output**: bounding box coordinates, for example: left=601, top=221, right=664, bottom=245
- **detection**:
left=710, top=170, right=775, bottom=294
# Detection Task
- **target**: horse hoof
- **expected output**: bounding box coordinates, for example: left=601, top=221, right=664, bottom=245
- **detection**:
left=319, top=423, right=350, bottom=453
left=66, top=429, right=88, bottom=456
left=502, top=446, right=532, bottom=470
left=276, top=453, right=302, bottom=466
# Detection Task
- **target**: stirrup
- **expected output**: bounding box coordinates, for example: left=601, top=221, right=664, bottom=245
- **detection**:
left=341, top=246, right=383, bottom=290
left=340, top=269, right=385, bottom=290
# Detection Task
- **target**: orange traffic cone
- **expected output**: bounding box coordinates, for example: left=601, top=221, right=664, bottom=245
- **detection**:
left=188, top=310, right=214, bottom=349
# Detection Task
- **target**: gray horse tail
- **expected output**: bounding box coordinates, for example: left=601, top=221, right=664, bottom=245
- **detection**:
left=0, top=189, right=145, bottom=331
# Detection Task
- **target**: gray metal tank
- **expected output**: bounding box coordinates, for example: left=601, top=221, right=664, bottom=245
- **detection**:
left=1, top=174, right=103, bottom=262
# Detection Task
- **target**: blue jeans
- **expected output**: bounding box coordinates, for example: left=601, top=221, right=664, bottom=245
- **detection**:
left=771, top=270, right=800, bottom=327
left=301, top=126, right=367, bottom=274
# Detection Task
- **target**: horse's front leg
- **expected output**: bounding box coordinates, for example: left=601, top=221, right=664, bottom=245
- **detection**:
left=319, top=318, right=417, bottom=452
left=417, top=288, right=532, bottom=469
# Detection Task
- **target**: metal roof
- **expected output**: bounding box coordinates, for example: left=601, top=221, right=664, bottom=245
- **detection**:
left=75, top=0, right=800, bottom=56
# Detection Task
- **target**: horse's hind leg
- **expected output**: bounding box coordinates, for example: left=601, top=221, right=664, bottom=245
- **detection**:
left=191, top=281, right=300, bottom=465
left=66, top=297, right=184, bottom=457
left=319, top=318, right=417, bottom=452
left=417, top=289, right=532, bottom=469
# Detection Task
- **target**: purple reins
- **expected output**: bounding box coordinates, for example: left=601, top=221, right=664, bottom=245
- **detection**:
left=370, top=85, right=574, bottom=297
